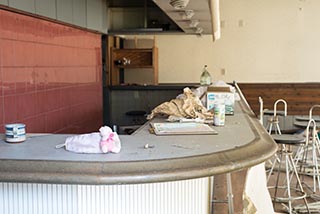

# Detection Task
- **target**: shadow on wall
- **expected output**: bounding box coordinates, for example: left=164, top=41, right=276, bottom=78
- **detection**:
left=0, top=9, right=103, bottom=134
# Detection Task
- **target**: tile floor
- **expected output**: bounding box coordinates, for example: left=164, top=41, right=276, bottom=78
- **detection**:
left=213, top=151, right=320, bottom=213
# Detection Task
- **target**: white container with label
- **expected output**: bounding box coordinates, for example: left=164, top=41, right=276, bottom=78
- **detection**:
left=214, top=103, right=225, bottom=126
left=5, top=123, right=26, bottom=143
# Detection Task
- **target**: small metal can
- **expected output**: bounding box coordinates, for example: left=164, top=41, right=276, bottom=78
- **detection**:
left=5, top=123, right=26, bottom=143
left=214, top=103, right=225, bottom=126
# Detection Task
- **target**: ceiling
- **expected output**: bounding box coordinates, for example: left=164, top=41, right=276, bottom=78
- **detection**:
left=153, top=0, right=213, bottom=34
left=107, top=0, right=214, bottom=34
left=108, top=0, right=157, bottom=8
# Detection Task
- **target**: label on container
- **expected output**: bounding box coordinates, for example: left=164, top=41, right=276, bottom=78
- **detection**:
left=5, top=123, right=26, bottom=143
left=214, top=103, right=225, bottom=126
left=206, top=91, right=234, bottom=115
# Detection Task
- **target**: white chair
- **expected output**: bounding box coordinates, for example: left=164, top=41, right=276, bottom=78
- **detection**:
left=296, top=119, right=320, bottom=194
left=266, top=99, right=287, bottom=181
left=270, top=134, right=309, bottom=213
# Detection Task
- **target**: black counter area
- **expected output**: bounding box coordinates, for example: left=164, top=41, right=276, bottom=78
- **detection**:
left=108, top=83, right=197, bottom=91
left=104, top=84, right=195, bottom=128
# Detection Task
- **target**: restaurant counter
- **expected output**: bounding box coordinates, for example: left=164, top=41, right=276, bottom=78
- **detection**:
left=0, top=99, right=276, bottom=185
left=0, top=84, right=277, bottom=214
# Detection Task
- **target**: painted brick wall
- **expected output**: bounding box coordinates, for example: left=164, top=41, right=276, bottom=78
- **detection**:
left=0, top=9, right=103, bottom=134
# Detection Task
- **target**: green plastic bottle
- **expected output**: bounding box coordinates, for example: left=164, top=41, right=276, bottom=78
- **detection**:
left=200, top=65, right=212, bottom=86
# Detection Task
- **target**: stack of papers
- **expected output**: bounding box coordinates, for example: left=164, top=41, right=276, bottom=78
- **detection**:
left=151, top=122, right=218, bottom=135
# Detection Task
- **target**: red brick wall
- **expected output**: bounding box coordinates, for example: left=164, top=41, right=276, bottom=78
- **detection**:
left=0, top=9, right=103, bottom=134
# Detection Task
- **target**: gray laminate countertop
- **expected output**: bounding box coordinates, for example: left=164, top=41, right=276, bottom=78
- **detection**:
left=0, top=96, right=277, bottom=185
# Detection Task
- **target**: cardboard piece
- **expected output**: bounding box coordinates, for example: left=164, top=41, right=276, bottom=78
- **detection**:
left=206, top=86, right=235, bottom=115
left=151, top=122, right=218, bottom=135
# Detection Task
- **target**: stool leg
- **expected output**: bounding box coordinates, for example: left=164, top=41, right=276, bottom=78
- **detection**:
left=273, top=148, right=283, bottom=208
left=301, top=144, right=309, bottom=188
left=273, top=147, right=309, bottom=214
left=226, top=173, right=234, bottom=214
left=302, top=139, right=320, bottom=193
left=268, top=123, right=273, bottom=134
left=312, top=141, right=320, bottom=193
left=294, top=144, right=305, bottom=164
left=211, top=174, right=235, bottom=213
left=314, top=138, right=320, bottom=191
left=297, top=143, right=317, bottom=194
left=312, top=142, right=317, bottom=193
left=276, top=123, right=282, bottom=135
left=285, top=153, right=292, bottom=213
left=288, top=153, right=310, bottom=213
left=267, top=155, right=278, bottom=182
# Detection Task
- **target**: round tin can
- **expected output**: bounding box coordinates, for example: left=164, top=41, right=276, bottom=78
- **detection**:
left=214, top=103, right=225, bottom=126
left=5, top=123, right=26, bottom=143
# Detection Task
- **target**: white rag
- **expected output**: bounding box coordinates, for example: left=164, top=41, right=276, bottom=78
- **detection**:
left=56, top=126, right=121, bottom=154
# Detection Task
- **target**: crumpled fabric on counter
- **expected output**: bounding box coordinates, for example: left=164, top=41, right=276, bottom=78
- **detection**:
left=55, top=126, right=121, bottom=154
left=147, top=87, right=213, bottom=120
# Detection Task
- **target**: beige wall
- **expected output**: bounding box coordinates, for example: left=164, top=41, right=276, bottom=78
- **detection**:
left=124, top=0, right=320, bottom=84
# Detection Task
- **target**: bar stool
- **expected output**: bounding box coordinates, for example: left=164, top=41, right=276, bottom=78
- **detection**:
left=293, top=105, right=320, bottom=194
left=258, top=97, right=287, bottom=132
left=269, top=134, right=309, bottom=213
left=258, top=97, right=286, bottom=128
left=293, top=105, right=320, bottom=130
left=296, top=119, right=320, bottom=194
left=266, top=99, right=287, bottom=181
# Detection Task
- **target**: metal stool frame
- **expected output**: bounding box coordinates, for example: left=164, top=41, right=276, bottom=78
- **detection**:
left=211, top=173, right=234, bottom=214
left=296, top=119, right=320, bottom=193
left=269, top=140, right=309, bottom=214
left=266, top=99, right=288, bottom=182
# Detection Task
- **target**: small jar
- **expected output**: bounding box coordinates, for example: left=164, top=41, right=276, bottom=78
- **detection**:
left=5, top=123, right=26, bottom=143
left=214, top=103, right=225, bottom=126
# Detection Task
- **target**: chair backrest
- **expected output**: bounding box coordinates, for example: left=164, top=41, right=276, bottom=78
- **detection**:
left=273, top=99, right=287, bottom=117
left=306, top=119, right=317, bottom=145
left=259, top=96, right=263, bottom=125
left=309, top=104, right=320, bottom=120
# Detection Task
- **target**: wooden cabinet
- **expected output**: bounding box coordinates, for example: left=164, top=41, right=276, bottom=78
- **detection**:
left=110, top=47, right=158, bottom=86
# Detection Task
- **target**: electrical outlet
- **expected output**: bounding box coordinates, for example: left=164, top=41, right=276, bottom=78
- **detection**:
left=220, top=20, right=226, bottom=28
left=221, top=68, right=226, bottom=75
left=238, top=19, right=244, bottom=27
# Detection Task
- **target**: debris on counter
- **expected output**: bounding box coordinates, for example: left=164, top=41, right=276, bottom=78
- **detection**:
left=172, top=144, right=200, bottom=150
left=100, top=126, right=121, bottom=153
left=147, top=87, right=213, bottom=120
left=148, top=127, right=155, bottom=134
left=167, top=115, right=206, bottom=123
left=56, top=126, right=121, bottom=154
left=151, top=122, right=218, bottom=135
left=144, top=144, right=155, bottom=149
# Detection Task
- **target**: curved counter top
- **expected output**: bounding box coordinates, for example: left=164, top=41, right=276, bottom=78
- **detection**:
left=0, top=90, right=277, bottom=185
